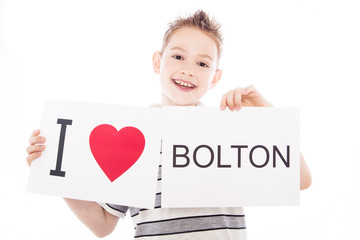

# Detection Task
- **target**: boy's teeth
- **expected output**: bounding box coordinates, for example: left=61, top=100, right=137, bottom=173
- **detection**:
left=174, top=79, right=194, bottom=88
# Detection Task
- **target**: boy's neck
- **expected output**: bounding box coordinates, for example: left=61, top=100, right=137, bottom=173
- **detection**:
left=161, top=94, right=198, bottom=107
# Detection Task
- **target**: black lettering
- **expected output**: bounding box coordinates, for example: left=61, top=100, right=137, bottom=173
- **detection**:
left=249, top=145, right=269, bottom=168
left=218, top=145, right=231, bottom=168
left=231, top=145, right=248, bottom=168
left=273, top=145, right=290, bottom=168
left=173, top=145, right=190, bottom=167
left=193, top=145, right=214, bottom=168
left=50, top=118, right=72, bottom=177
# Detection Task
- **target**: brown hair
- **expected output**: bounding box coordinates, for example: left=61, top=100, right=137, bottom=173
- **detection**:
left=160, top=10, right=223, bottom=61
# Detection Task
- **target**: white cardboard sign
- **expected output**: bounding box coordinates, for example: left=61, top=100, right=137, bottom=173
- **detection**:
left=161, top=107, right=300, bottom=208
left=27, top=100, right=162, bottom=208
left=28, top=102, right=300, bottom=208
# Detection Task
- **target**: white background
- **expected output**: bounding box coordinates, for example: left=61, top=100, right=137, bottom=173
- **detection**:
left=0, top=0, right=359, bottom=239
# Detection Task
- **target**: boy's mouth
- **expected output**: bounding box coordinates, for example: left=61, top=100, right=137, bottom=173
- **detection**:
left=172, top=79, right=196, bottom=91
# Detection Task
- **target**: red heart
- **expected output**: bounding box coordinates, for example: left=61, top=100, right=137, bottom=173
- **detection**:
left=89, top=124, right=145, bottom=182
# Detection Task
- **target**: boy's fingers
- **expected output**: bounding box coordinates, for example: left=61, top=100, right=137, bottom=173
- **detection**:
left=220, top=94, right=227, bottom=110
left=26, top=152, right=41, bottom=166
left=29, top=136, right=46, bottom=145
left=30, top=129, right=40, bottom=137
left=234, top=88, right=243, bottom=110
left=26, top=145, right=45, bottom=154
left=226, top=91, right=236, bottom=111
left=244, top=85, right=255, bottom=95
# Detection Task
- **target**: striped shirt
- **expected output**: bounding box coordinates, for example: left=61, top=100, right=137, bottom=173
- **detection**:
left=98, top=157, right=247, bottom=239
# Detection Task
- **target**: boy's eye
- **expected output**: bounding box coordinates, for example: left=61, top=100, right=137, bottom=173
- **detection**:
left=173, top=55, right=183, bottom=60
left=198, top=62, right=209, bottom=68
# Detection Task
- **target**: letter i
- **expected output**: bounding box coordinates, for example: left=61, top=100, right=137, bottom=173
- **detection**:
left=50, top=118, right=72, bottom=177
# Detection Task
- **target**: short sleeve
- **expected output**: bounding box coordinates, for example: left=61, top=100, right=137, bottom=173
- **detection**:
left=97, top=202, right=129, bottom=218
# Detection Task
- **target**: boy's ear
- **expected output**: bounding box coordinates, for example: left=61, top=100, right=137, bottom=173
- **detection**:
left=152, top=51, right=162, bottom=74
left=209, top=69, right=222, bottom=89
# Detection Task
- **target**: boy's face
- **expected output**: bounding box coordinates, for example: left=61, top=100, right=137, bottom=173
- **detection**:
left=153, top=27, right=222, bottom=106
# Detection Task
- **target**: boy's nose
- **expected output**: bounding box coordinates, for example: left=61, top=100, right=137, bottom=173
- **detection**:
left=180, top=61, right=195, bottom=77
left=181, top=69, right=194, bottom=77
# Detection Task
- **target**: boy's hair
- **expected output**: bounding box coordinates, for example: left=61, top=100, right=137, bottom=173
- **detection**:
left=161, top=10, right=223, bottom=61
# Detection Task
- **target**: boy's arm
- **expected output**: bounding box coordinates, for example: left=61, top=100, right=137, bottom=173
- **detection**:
left=220, top=85, right=312, bottom=190
left=27, top=130, right=120, bottom=237
left=64, top=198, right=119, bottom=238
left=300, top=153, right=312, bottom=190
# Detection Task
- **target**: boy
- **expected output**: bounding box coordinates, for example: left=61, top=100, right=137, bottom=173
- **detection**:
left=26, top=10, right=312, bottom=239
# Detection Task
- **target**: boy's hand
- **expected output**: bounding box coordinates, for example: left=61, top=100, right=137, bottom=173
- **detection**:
left=26, top=129, right=46, bottom=166
left=220, top=85, right=273, bottom=111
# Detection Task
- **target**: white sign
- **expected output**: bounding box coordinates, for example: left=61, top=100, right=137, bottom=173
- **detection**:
left=27, top=100, right=162, bottom=209
left=161, top=107, right=300, bottom=208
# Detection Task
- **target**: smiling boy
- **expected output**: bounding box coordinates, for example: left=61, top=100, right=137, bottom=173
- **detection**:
left=154, top=25, right=222, bottom=106
left=26, top=10, right=311, bottom=240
